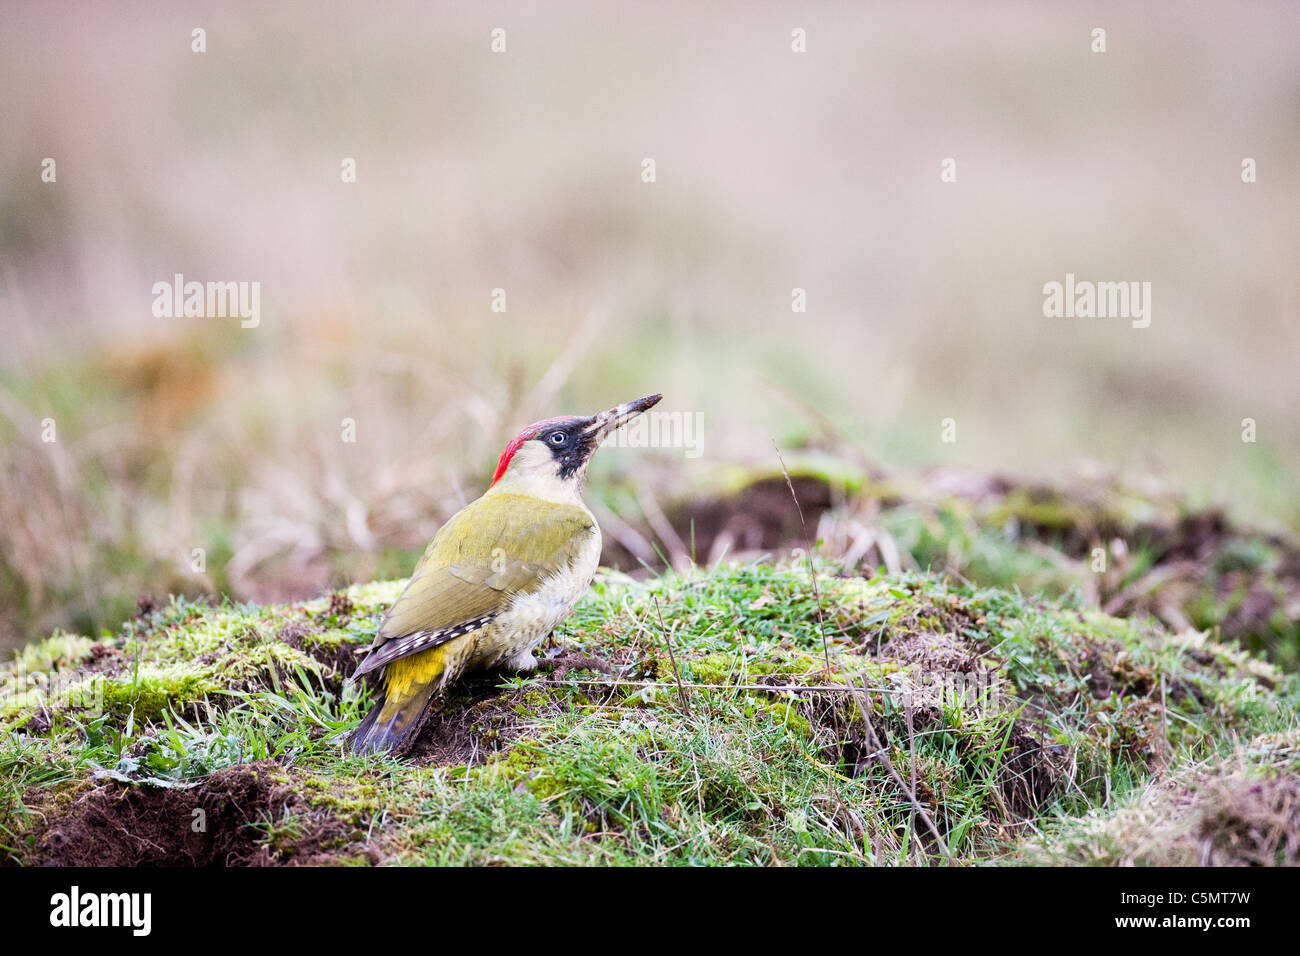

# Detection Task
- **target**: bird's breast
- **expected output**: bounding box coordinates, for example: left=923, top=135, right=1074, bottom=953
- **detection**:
left=478, top=522, right=602, bottom=663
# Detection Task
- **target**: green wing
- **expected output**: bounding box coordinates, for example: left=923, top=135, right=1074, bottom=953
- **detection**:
left=354, top=493, right=595, bottom=674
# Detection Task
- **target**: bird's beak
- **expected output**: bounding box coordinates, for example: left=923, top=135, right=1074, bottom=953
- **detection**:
left=584, top=393, right=662, bottom=444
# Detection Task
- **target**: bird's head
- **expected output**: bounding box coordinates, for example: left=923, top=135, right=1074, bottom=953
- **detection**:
left=487, top=394, right=662, bottom=500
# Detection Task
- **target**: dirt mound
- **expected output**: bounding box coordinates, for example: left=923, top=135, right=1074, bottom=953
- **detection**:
left=403, top=653, right=611, bottom=766
left=602, top=475, right=838, bottom=568
left=1018, top=730, right=1300, bottom=866
left=404, top=682, right=536, bottom=766
left=614, top=470, right=1300, bottom=668
left=278, top=621, right=362, bottom=690
left=15, top=761, right=372, bottom=866
left=1197, top=775, right=1300, bottom=866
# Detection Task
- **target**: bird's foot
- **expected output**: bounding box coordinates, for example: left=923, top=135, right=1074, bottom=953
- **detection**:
left=506, top=649, right=539, bottom=672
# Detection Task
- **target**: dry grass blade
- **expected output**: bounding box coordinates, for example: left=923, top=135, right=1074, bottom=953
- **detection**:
left=635, top=481, right=692, bottom=571
left=773, top=440, right=832, bottom=677
left=652, top=595, right=691, bottom=715
left=537, top=678, right=893, bottom=694
left=849, top=678, right=953, bottom=862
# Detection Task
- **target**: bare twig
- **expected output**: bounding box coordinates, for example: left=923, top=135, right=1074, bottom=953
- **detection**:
left=652, top=595, right=691, bottom=715
left=519, top=307, right=608, bottom=417
left=773, top=440, right=832, bottom=678
left=906, top=695, right=917, bottom=843
left=1160, top=673, right=1169, bottom=767
left=635, top=481, right=692, bottom=571
left=849, top=678, right=952, bottom=862
left=589, top=501, right=658, bottom=565
left=537, top=677, right=892, bottom=695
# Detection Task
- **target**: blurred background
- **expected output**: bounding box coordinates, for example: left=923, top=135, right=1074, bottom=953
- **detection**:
left=2, top=1, right=1298, bottom=652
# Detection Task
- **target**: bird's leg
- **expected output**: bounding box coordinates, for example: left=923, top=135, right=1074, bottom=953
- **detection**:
left=506, top=648, right=540, bottom=671
left=542, top=630, right=565, bottom=659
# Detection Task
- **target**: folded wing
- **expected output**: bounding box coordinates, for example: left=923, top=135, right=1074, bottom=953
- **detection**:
left=353, top=494, right=595, bottom=676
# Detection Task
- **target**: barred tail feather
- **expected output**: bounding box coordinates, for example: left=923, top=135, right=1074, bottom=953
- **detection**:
left=348, top=646, right=449, bottom=754
left=348, top=682, right=436, bottom=754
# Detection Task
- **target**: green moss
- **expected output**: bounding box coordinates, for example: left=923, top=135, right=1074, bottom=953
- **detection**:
left=751, top=698, right=813, bottom=737
left=712, top=455, right=872, bottom=498
left=514, top=689, right=551, bottom=716
left=10, top=632, right=96, bottom=674
left=3, top=558, right=1297, bottom=866
left=301, top=776, right=384, bottom=825
left=99, top=664, right=218, bottom=720
left=216, top=643, right=322, bottom=686
left=679, top=652, right=735, bottom=684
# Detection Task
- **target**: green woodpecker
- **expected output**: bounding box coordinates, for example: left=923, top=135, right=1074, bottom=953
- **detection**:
left=348, top=393, right=662, bottom=753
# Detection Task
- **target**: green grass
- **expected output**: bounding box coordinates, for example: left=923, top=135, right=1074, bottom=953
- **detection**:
left=2, top=559, right=1295, bottom=866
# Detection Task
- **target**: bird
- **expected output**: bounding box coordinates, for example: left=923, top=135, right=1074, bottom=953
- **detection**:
left=347, top=393, right=662, bottom=754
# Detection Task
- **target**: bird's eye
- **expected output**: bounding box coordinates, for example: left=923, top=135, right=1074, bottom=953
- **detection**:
left=549, top=432, right=567, bottom=445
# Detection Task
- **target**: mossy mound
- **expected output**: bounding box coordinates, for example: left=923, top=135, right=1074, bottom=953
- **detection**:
left=3, top=561, right=1296, bottom=866
left=605, top=465, right=1300, bottom=671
